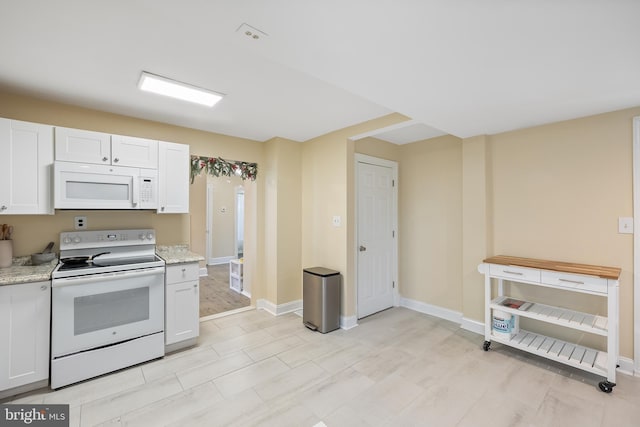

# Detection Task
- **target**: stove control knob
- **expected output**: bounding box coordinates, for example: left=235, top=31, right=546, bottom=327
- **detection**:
left=63, top=237, right=71, bottom=244
left=146, top=232, right=154, bottom=240
left=139, top=233, right=146, bottom=240
left=73, top=236, right=81, bottom=244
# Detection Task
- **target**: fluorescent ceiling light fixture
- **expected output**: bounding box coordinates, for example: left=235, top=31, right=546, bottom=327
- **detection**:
left=138, top=72, right=224, bottom=107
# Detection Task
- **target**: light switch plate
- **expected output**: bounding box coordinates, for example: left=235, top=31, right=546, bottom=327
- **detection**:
left=332, top=215, right=341, bottom=227
left=618, top=217, right=633, bottom=234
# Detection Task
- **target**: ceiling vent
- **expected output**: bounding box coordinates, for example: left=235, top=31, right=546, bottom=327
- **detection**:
left=236, top=23, right=268, bottom=41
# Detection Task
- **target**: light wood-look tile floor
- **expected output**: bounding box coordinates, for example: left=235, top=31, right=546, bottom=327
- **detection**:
left=7, top=308, right=640, bottom=426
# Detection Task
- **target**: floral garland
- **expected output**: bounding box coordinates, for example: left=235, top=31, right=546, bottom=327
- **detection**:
left=190, top=156, right=258, bottom=183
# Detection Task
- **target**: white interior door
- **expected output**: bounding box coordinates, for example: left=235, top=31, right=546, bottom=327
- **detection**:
left=356, top=156, right=397, bottom=319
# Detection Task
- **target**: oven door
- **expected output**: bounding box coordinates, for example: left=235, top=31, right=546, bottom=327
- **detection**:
left=51, top=266, right=165, bottom=358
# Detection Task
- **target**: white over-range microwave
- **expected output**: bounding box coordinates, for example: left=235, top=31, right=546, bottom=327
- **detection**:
left=54, top=161, right=157, bottom=209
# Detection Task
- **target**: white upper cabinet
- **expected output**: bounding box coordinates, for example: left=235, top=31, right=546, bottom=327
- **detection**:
left=111, top=135, right=158, bottom=169
left=158, top=141, right=189, bottom=214
left=0, top=118, right=54, bottom=215
left=54, top=127, right=111, bottom=165
left=55, top=127, right=158, bottom=169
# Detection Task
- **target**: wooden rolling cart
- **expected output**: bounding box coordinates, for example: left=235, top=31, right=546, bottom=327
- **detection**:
left=478, top=255, right=621, bottom=393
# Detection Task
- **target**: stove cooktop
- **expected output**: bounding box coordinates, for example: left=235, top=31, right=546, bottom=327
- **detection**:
left=57, top=255, right=162, bottom=271
left=52, top=254, right=165, bottom=279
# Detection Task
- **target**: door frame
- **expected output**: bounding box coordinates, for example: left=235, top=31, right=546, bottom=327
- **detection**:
left=354, top=153, right=399, bottom=319
left=234, top=185, right=245, bottom=259
left=205, top=181, right=213, bottom=263
left=632, top=116, right=640, bottom=374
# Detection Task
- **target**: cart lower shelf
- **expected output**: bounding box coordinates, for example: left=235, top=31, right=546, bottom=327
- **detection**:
left=486, top=329, right=609, bottom=376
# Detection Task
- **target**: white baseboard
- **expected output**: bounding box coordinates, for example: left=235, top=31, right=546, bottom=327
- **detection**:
left=340, top=315, right=358, bottom=330
left=399, top=296, right=463, bottom=324
left=256, top=301, right=357, bottom=330
left=617, top=357, right=635, bottom=376
left=256, top=299, right=302, bottom=316
left=208, top=256, right=235, bottom=265
left=461, top=317, right=485, bottom=335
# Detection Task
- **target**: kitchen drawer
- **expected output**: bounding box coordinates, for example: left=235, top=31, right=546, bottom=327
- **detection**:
left=166, top=263, right=199, bottom=284
left=541, top=270, right=607, bottom=294
left=489, top=264, right=540, bottom=283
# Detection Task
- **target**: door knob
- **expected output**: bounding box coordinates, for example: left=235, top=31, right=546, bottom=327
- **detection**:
left=359, top=245, right=367, bottom=252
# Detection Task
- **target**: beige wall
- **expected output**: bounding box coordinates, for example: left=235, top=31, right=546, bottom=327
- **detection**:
left=263, top=137, right=303, bottom=305
left=462, top=135, right=491, bottom=322
left=485, top=107, right=640, bottom=358
left=303, top=113, right=410, bottom=318
left=399, top=135, right=463, bottom=311
left=355, top=137, right=401, bottom=161
left=188, top=173, right=207, bottom=262
left=354, top=134, right=464, bottom=312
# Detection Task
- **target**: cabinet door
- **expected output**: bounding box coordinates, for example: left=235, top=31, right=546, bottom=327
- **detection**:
left=0, top=119, right=54, bottom=215
left=0, top=281, right=51, bottom=391
left=158, top=141, right=189, bottom=213
left=165, top=280, right=199, bottom=345
left=55, top=126, right=111, bottom=164
left=111, top=135, right=158, bottom=169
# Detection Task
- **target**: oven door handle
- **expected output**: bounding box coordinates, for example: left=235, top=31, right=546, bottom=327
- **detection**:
left=52, top=266, right=165, bottom=287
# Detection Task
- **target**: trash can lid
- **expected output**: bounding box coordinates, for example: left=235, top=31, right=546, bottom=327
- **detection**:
left=303, top=267, right=340, bottom=277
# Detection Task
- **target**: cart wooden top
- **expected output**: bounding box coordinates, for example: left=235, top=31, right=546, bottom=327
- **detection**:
left=482, top=255, right=621, bottom=280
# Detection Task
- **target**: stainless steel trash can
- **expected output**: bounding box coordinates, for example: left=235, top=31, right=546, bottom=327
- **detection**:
left=303, top=267, right=341, bottom=333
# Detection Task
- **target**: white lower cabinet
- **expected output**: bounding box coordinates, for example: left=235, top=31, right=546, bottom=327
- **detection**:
left=165, top=263, right=199, bottom=351
left=0, top=281, right=50, bottom=396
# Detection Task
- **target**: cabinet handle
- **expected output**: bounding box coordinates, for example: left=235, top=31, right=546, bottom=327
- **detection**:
left=193, top=284, right=198, bottom=288
left=40, top=285, right=48, bottom=291
left=559, top=278, right=584, bottom=285
left=161, top=206, right=165, bottom=212
left=0, top=205, right=6, bottom=211
left=114, top=158, right=119, bottom=163
left=503, top=270, right=524, bottom=276
left=182, top=268, right=186, bottom=272
left=102, top=157, right=108, bottom=162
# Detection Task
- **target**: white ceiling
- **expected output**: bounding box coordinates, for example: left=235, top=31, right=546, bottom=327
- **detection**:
left=1, top=1, right=639, bottom=144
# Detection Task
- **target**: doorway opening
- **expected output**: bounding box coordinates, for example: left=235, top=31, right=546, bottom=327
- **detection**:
left=200, top=174, right=251, bottom=319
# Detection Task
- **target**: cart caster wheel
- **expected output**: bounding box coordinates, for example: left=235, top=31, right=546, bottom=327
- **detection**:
left=483, top=341, right=491, bottom=351
left=598, top=381, right=615, bottom=393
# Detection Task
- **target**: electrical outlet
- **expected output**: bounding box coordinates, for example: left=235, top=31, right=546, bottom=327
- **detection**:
left=332, top=215, right=341, bottom=227
left=74, top=216, right=87, bottom=230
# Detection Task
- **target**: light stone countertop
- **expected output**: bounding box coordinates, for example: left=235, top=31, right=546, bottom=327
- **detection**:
left=156, top=245, right=204, bottom=265
left=0, top=246, right=204, bottom=286
left=0, top=256, right=59, bottom=286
